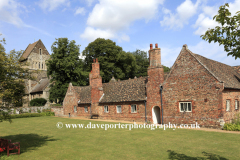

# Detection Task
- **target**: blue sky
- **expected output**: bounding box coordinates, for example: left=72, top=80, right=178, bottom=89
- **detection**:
left=1, top=0, right=240, bottom=67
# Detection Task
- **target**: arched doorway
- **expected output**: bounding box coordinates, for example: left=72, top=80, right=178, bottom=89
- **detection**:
left=152, top=106, right=161, bottom=124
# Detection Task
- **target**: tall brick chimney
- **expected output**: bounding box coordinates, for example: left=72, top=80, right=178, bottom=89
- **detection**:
left=147, top=43, right=164, bottom=123
left=90, top=58, right=103, bottom=105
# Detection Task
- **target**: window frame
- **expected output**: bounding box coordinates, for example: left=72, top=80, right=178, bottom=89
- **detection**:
left=226, top=100, right=230, bottom=111
left=179, top=102, right=192, bottom=112
left=104, top=105, right=109, bottom=113
left=84, top=106, right=88, bottom=113
left=131, top=104, right=137, bottom=113
left=116, top=105, right=122, bottom=113
left=235, top=100, right=238, bottom=110
left=74, top=106, right=77, bottom=112
left=39, top=48, right=42, bottom=55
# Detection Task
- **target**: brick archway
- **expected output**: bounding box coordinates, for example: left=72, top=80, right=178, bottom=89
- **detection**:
left=152, top=106, right=161, bottom=124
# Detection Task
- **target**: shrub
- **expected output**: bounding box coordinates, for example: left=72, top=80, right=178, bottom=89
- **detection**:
left=223, top=123, right=240, bottom=131
left=30, top=98, right=47, bottom=106
left=37, top=108, right=41, bottom=113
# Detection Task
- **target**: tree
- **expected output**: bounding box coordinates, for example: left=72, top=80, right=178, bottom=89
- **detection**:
left=131, top=49, right=149, bottom=77
left=201, top=3, right=240, bottom=59
left=47, top=38, right=87, bottom=103
left=83, top=38, right=137, bottom=83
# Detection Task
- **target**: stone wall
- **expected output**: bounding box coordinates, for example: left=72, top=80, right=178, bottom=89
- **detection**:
left=51, top=107, right=64, bottom=116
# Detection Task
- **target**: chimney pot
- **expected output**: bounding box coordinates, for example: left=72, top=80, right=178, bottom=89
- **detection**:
left=96, top=58, right=98, bottom=63
left=93, top=59, right=95, bottom=63
left=150, top=44, right=153, bottom=50
left=155, top=43, right=158, bottom=48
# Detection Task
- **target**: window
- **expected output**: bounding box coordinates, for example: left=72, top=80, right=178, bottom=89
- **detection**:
left=235, top=100, right=238, bottom=110
left=179, top=102, right=192, bottom=112
left=104, top=106, right=109, bottom=113
left=84, top=106, right=88, bottom=113
left=116, top=105, right=121, bottom=113
left=39, top=48, right=42, bottom=55
left=39, top=62, right=40, bottom=69
left=131, top=105, right=137, bottom=113
left=74, top=106, right=77, bottom=112
left=42, top=63, right=43, bottom=69
left=226, top=100, right=230, bottom=111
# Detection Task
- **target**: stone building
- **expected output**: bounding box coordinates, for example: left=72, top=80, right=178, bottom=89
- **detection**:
left=19, top=39, right=50, bottom=107
left=62, top=43, right=240, bottom=128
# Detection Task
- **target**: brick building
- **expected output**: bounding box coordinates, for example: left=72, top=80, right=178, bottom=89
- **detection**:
left=20, top=39, right=50, bottom=107
left=63, top=43, right=240, bottom=128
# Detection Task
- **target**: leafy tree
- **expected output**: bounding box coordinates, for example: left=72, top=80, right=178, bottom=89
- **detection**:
left=83, top=38, right=136, bottom=83
left=0, top=39, right=32, bottom=108
left=201, top=3, right=240, bottom=59
left=163, top=65, right=171, bottom=73
left=47, top=38, right=87, bottom=103
left=131, top=49, right=149, bottom=77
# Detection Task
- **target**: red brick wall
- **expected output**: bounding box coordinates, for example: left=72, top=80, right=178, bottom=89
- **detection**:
left=99, top=102, right=146, bottom=122
left=63, top=83, right=78, bottom=117
left=162, top=47, right=224, bottom=128
left=222, top=89, right=240, bottom=123
left=146, top=45, right=164, bottom=123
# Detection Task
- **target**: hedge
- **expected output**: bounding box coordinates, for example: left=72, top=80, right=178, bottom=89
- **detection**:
left=30, top=98, right=47, bottom=106
left=10, top=112, right=55, bottom=119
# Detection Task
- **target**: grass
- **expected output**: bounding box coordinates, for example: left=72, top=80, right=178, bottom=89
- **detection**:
left=0, top=117, right=240, bottom=160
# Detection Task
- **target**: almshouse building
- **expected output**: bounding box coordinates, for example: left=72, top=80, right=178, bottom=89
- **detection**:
left=63, top=43, right=240, bottom=128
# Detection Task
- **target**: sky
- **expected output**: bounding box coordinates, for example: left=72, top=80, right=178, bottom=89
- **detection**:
left=0, top=0, right=240, bottom=67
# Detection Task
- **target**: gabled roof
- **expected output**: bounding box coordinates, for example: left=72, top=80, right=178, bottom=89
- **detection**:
left=74, top=86, right=91, bottom=104
left=30, top=78, right=50, bottom=93
left=193, top=53, right=240, bottom=89
left=20, top=39, right=49, bottom=61
left=166, top=45, right=240, bottom=89
left=100, top=77, right=147, bottom=103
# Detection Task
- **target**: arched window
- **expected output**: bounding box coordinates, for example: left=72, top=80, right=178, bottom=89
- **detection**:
left=39, top=62, right=40, bottom=69
left=42, top=63, right=43, bottom=69
left=39, top=48, right=42, bottom=55
left=35, top=62, right=37, bottom=69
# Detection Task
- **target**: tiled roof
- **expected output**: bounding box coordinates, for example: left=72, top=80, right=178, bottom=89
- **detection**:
left=20, top=40, right=39, bottom=60
left=30, top=78, right=50, bottom=93
left=74, top=86, right=91, bottom=104
left=100, top=77, right=147, bottom=103
left=193, top=53, right=240, bottom=89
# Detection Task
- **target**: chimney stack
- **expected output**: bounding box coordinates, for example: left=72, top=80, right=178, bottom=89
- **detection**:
left=149, top=43, right=161, bottom=67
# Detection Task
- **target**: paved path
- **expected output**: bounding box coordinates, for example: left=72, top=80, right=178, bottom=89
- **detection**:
left=55, top=116, right=240, bottom=134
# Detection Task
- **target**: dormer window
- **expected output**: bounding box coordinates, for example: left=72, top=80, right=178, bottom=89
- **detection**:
left=39, top=48, right=42, bottom=55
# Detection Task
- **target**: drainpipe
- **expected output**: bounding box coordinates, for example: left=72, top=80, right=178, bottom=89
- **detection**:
left=90, top=103, right=92, bottom=118
left=160, top=85, right=163, bottom=125
left=144, top=100, right=147, bottom=123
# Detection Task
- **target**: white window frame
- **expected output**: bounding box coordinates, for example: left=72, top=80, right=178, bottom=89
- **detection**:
left=116, top=105, right=121, bottom=113
left=84, top=106, right=88, bottom=113
left=131, top=104, right=137, bottom=113
left=104, top=106, right=109, bottom=113
left=235, top=100, right=238, bottom=110
left=179, top=102, right=192, bottom=112
left=226, top=100, right=230, bottom=111
left=74, top=106, right=77, bottom=112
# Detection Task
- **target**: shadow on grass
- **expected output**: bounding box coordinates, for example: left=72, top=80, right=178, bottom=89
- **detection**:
left=167, top=150, right=228, bottom=160
left=0, top=134, right=57, bottom=156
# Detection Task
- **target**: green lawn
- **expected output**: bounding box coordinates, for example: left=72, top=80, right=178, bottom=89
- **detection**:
left=0, top=117, right=240, bottom=160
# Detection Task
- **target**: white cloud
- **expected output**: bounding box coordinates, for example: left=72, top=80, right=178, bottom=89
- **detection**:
left=194, top=0, right=240, bottom=35
left=80, top=0, right=164, bottom=42
left=0, top=0, right=25, bottom=27
left=38, top=0, right=70, bottom=11
left=80, top=27, right=115, bottom=42
left=86, top=0, right=95, bottom=7
left=160, top=0, right=200, bottom=29
left=75, top=7, right=86, bottom=15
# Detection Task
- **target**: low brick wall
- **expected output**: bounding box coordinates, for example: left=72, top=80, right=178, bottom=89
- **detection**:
left=51, top=107, right=64, bottom=116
